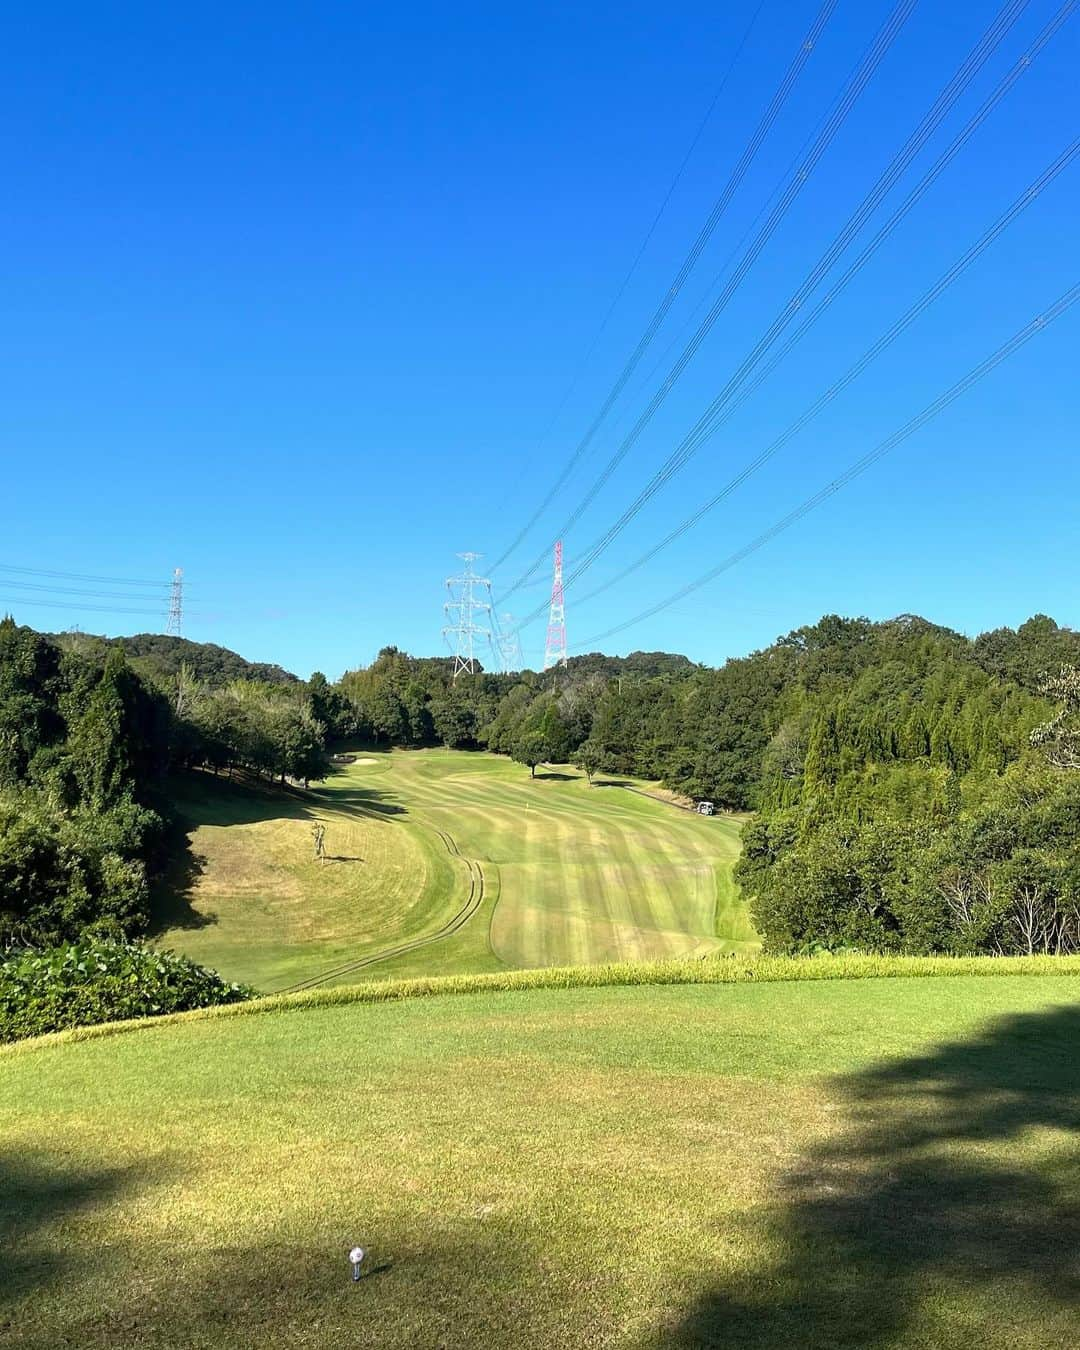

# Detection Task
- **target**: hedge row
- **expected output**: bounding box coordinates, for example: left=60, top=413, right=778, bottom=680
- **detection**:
left=6, top=950, right=1080, bottom=1055
left=0, top=938, right=252, bottom=1043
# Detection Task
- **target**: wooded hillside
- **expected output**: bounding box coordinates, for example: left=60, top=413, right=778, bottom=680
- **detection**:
left=3, top=610, right=1077, bottom=960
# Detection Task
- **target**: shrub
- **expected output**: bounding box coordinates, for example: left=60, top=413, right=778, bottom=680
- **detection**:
left=0, top=789, right=163, bottom=947
left=0, top=938, right=252, bottom=1043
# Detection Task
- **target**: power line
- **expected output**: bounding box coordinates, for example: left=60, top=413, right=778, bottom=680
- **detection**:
left=0, top=596, right=173, bottom=617
left=551, top=0, right=1045, bottom=605
left=489, top=1, right=770, bottom=575
left=584, top=31, right=907, bottom=460
left=689, top=0, right=1078, bottom=458
left=0, top=578, right=179, bottom=602
left=491, top=0, right=840, bottom=576
left=0, top=562, right=168, bottom=587
left=572, top=282, right=1080, bottom=648
left=500, top=0, right=916, bottom=601
left=572, top=139, right=1079, bottom=609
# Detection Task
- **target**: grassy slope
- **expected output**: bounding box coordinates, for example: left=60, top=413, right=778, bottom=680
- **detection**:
left=154, top=769, right=458, bottom=991
left=4, top=972, right=1080, bottom=1348
left=155, top=750, right=754, bottom=991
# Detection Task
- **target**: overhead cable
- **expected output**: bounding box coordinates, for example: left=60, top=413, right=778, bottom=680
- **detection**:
left=492, top=0, right=842, bottom=579
left=572, top=282, right=1080, bottom=648
left=0, top=562, right=169, bottom=588
left=552, top=0, right=1046, bottom=605
left=572, top=138, right=1079, bottom=608
left=489, top=0, right=772, bottom=571
left=500, top=0, right=916, bottom=600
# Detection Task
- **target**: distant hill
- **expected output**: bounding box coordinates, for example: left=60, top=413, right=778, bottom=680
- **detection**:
left=50, top=631, right=299, bottom=686
left=554, top=650, right=695, bottom=680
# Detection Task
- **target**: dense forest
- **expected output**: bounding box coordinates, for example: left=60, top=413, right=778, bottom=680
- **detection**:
left=0, top=619, right=329, bottom=946
left=2, top=611, right=1078, bottom=959
left=53, top=630, right=299, bottom=686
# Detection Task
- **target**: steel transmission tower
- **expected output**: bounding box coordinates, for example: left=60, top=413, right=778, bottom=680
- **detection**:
left=495, top=613, right=523, bottom=674
left=542, top=541, right=568, bottom=671
left=165, top=567, right=184, bottom=637
left=443, top=552, right=493, bottom=680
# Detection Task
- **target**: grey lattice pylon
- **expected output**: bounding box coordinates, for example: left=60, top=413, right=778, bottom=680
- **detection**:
left=165, top=567, right=184, bottom=637
left=442, top=552, right=492, bottom=679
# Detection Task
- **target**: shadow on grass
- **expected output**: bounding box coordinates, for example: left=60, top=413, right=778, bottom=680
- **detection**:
left=148, top=832, right=215, bottom=934
left=149, top=769, right=405, bottom=934
left=166, top=769, right=314, bottom=828
left=652, top=1003, right=1080, bottom=1348
left=0, top=1150, right=164, bottom=1314
left=6, top=1227, right=592, bottom=1349
left=532, top=771, right=577, bottom=782
left=170, top=769, right=406, bottom=828
left=316, top=787, right=406, bottom=817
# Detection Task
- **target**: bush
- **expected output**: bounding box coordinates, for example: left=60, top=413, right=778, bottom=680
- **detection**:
left=0, top=938, right=252, bottom=1042
left=0, top=789, right=163, bottom=947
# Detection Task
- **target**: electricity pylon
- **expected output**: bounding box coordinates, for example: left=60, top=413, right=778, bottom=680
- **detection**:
left=165, top=567, right=184, bottom=636
left=488, top=611, right=522, bottom=674
left=542, top=541, right=567, bottom=671
left=443, top=552, right=492, bottom=680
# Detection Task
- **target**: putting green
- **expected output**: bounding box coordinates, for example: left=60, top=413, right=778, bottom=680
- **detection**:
left=154, top=750, right=754, bottom=990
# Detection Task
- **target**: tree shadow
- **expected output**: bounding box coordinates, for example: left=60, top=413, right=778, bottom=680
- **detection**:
left=169, top=769, right=407, bottom=828
left=168, top=770, right=314, bottom=828
left=150, top=769, right=407, bottom=933
left=9, top=1224, right=594, bottom=1349
left=316, top=787, right=406, bottom=818
left=0, top=1149, right=165, bottom=1314
left=653, top=1002, right=1080, bottom=1348
left=323, top=855, right=364, bottom=864
left=533, top=771, right=577, bottom=782
left=147, top=832, right=216, bottom=934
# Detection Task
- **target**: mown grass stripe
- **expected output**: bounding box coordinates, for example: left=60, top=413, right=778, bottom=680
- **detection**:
left=157, top=750, right=752, bottom=989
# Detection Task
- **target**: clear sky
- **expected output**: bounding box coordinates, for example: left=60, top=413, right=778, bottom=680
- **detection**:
left=2, top=0, right=1077, bottom=678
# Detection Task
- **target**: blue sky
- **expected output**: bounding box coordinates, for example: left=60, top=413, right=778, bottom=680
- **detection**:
left=2, top=0, right=1077, bottom=678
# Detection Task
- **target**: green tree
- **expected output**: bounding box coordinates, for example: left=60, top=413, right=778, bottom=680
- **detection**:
left=1032, top=666, right=1080, bottom=770
left=511, top=729, right=548, bottom=778
left=64, top=649, right=138, bottom=808
left=574, top=739, right=602, bottom=785
left=0, top=617, right=64, bottom=787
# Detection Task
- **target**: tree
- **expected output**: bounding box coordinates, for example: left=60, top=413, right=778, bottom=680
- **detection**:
left=307, top=671, right=354, bottom=741
left=574, top=739, right=602, bottom=785
left=1032, top=666, right=1080, bottom=770
left=65, top=649, right=138, bottom=808
left=0, top=618, right=63, bottom=787
left=266, top=698, right=329, bottom=786
left=511, top=729, right=548, bottom=778
left=172, top=662, right=200, bottom=718
left=536, top=701, right=572, bottom=765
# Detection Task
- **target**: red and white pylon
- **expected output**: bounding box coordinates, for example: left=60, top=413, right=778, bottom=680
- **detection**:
left=542, top=541, right=567, bottom=671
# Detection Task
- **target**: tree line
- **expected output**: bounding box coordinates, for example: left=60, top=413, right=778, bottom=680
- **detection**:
left=3, top=610, right=1078, bottom=960
left=0, top=617, right=332, bottom=947
left=734, top=617, right=1080, bottom=957
left=329, top=616, right=1080, bottom=957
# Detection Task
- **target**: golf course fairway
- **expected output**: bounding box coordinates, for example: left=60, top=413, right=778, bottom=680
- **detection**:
left=5, top=968, right=1080, bottom=1348
left=154, top=749, right=754, bottom=991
